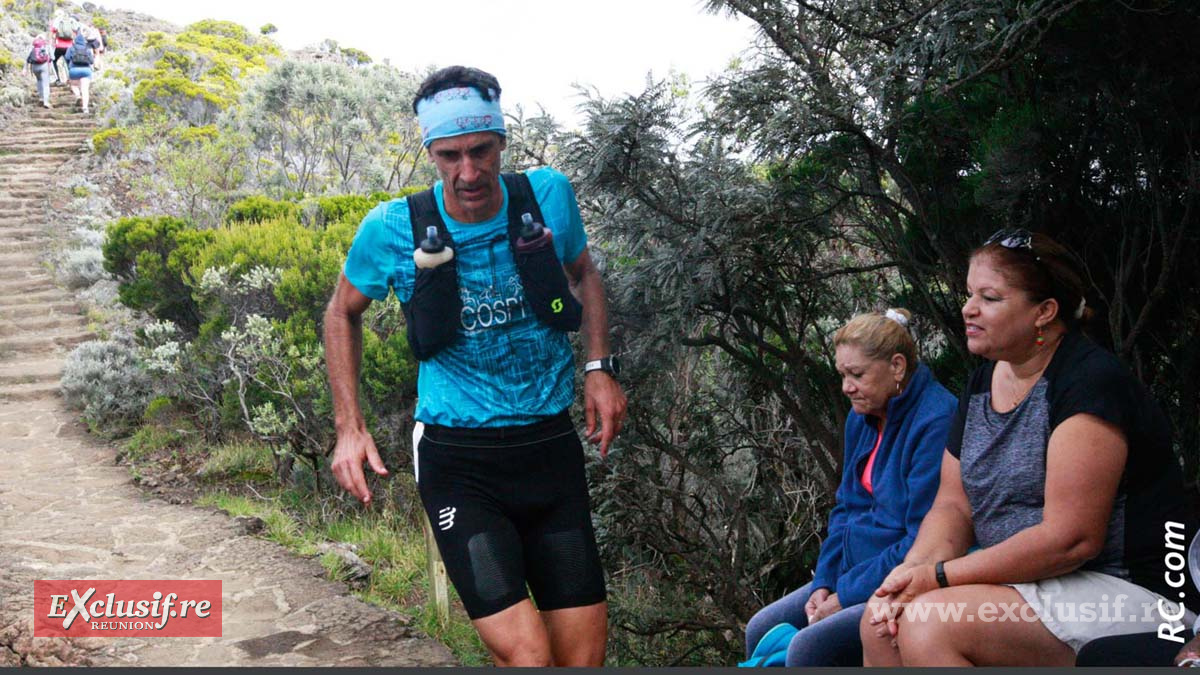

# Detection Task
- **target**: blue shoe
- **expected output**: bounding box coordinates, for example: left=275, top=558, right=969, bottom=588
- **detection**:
left=739, top=622, right=799, bottom=667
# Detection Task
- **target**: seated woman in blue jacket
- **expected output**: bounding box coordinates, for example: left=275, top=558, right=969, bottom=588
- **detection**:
left=744, top=309, right=957, bottom=666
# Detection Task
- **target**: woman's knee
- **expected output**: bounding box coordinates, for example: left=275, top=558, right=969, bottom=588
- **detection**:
left=894, top=589, right=959, bottom=664
left=786, top=613, right=862, bottom=666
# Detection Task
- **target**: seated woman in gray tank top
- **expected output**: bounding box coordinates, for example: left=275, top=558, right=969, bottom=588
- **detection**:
left=859, top=229, right=1197, bottom=666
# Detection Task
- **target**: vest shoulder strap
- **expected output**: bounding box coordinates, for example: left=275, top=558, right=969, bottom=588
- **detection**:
left=405, top=188, right=451, bottom=251
left=501, top=172, right=546, bottom=245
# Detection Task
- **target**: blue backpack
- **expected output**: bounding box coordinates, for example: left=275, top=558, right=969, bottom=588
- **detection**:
left=738, top=622, right=799, bottom=667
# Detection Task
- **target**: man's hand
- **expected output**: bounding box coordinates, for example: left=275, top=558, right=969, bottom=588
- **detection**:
left=810, top=591, right=842, bottom=623
left=330, top=427, right=388, bottom=504
left=584, top=371, right=626, bottom=458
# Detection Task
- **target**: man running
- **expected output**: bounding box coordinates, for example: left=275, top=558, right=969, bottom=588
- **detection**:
left=324, top=65, right=626, bottom=666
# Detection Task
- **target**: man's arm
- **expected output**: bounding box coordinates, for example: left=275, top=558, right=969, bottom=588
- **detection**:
left=324, top=273, right=388, bottom=503
left=564, top=248, right=626, bottom=457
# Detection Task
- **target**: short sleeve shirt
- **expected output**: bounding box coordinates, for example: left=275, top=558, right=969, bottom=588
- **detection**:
left=946, top=330, right=1194, bottom=601
left=343, top=167, right=588, bottom=428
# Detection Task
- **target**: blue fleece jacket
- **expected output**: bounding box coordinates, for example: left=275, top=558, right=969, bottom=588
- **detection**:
left=810, top=363, right=956, bottom=607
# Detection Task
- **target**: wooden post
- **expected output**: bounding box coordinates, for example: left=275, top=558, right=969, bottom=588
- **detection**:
left=422, top=510, right=450, bottom=627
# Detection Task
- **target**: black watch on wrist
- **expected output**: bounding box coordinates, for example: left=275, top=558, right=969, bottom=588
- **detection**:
left=935, top=560, right=950, bottom=588
left=583, top=355, right=620, bottom=378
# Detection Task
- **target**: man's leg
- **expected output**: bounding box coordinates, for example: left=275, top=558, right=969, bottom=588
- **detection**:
left=472, top=599, right=552, bottom=666
left=542, top=601, right=607, bottom=666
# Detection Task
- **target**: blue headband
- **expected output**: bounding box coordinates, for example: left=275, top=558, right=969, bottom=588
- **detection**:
left=416, top=86, right=506, bottom=147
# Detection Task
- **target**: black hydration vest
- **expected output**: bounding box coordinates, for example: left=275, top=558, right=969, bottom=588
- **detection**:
left=401, top=172, right=583, bottom=361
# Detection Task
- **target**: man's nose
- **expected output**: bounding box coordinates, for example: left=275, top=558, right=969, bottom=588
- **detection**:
left=461, top=157, right=481, bottom=183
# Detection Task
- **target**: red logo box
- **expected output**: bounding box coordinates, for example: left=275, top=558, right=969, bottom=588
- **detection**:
left=34, top=580, right=222, bottom=637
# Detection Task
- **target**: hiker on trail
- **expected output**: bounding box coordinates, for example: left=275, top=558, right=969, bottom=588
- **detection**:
left=63, top=26, right=94, bottom=114
left=85, top=25, right=104, bottom=71
left=742, top=310, right=956, bottom=667
left=860, top=230, right=1197, bottom=666
left=325, top=65, right=626, bottom=667
left=49, top=22, right=73, bottom=85
left=24, top=35, right=53, bottom=109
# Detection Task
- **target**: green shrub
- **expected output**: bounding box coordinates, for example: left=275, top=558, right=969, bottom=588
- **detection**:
left=102, top=216, right=213, bottom=334
left=314, top=194, right=378, bottom=226
left=92, top=127, right=129, bottom=155
left=225, top=195, right=300, bottom=224
left=192, top=218, right=355, bottom=327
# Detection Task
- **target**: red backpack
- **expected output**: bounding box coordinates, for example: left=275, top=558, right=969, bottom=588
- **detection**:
left=31, top=43, right=50, bottom=64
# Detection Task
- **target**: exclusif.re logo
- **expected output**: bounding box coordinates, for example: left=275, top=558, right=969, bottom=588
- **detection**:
left=34, top=580, right=222, bottom=637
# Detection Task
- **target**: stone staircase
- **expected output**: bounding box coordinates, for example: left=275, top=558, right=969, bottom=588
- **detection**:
left=0, top=84, right=96, bottom=403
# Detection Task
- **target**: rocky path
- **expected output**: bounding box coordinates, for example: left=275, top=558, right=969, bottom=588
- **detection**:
left=0, top=87, right=455, bottom=666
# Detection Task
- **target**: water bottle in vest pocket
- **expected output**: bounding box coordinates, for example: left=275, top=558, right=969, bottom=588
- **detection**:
left=402, top=223, right=462, bottom=361
left=513, top=212, right=582, bottom=332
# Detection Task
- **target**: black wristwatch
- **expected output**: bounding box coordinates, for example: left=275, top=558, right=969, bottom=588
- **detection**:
left=935, top=560, right=950, bottom=588
left=583, top=355, right=620, bottom=378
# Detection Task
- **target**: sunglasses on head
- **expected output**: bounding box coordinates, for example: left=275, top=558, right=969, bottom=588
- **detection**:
left=984, top=228, right=1034, bottom=250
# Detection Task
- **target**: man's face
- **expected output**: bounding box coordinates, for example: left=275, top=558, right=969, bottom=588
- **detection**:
left=427, top=132, right=506, bottom=223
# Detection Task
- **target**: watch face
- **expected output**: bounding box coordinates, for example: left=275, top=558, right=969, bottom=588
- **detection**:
left=606, top=356, right=621, bottom=376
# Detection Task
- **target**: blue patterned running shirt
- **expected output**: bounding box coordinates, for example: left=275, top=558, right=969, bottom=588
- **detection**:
left=343, top=167, right=588, bottom=428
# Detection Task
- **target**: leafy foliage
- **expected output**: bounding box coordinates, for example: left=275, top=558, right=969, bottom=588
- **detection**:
left=102, top=215, right=212, bottom=335
left=550, top=0, right=1200, bottom=664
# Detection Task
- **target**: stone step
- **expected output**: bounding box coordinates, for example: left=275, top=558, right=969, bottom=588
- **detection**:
left=0, top=328, right=95, bottom=356
left=0, top=288, right=73, bottom=306
left=0, top=189, right=50, bottom=200
left=0, top=380, right=61, bottom=402
left=0, top=220, right=47, bottom=230
left=1, top=128, right=92, bottom=139
left=0, top=265, right=50, bottom=281
left=0, top=275, right=58, bottom=295
left=0, top=300, right=81, bottom=319
left=0, top=315, right=88, bottom=338
left=0, top=240, right=51, bottom=254
left=0, top=175, right=59, bottom=185
left=0, top=169, right=71, bottom=180
left=0, top=144, right=85, bottom=156
left=0, top=198, right=49, bottom=210
left=0, top=151, right=86, bottom=162
left=0, top=357, right=63, bottom=385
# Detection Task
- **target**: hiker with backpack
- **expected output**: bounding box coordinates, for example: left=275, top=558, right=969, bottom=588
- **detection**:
left=741, top=311, right=956, bottom=667
left=325, top=65, right=626, bottom=666
left=85, top=25, right=104, bottom=72
left=63, top=26, right=94, bottom=114
left=49, top=21, right=73, bottom=85
left=24, top=35, right=53, bottom=109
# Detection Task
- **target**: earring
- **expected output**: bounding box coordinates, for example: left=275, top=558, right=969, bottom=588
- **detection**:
left=1035, top=325, right=1045, bottom=347
left=895, top=381, right=901, bottom=393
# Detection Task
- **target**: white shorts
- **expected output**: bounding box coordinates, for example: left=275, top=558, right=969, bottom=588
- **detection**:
left=1008, top=570, right=1196, bottom=652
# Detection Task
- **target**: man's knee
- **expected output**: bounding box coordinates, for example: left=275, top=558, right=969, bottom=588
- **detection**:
left=488, top=635, right=552, bottom=667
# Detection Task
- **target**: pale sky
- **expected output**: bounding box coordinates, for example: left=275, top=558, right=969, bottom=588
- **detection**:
left=99, top=0, right=757, bottom=127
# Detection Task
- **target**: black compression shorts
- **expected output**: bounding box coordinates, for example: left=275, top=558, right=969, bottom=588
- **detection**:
left=415, top=410, right=606, bottom=620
